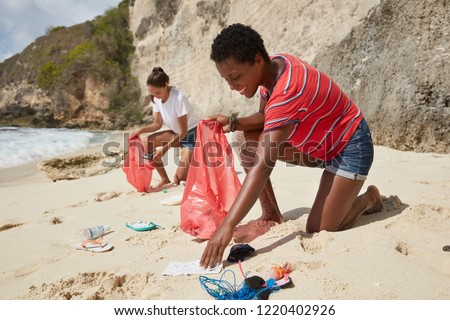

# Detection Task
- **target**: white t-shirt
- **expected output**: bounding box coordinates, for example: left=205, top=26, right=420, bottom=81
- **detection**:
left=153, top=87, right=199, bottom=134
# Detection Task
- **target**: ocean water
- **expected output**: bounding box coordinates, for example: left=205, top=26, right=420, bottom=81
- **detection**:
left=0, top=127, right=123, bottom=169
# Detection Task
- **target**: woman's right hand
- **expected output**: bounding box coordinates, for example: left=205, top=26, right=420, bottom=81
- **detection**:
left=205, top=114, right=230, bottom=132
left=200, top=223, right=234, bottom=268
left=130, top=130, right=141, bottom=139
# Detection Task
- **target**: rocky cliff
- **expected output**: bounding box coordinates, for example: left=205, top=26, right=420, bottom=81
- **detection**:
left=313, top=0, right=449, bottom=153
left=0, top=0, right=142, bottom=129
left=129, top=0, right=448, bottom=153
left=0, top=0, right=448, bottom=153
left=129, top=0, right=380, bottom=119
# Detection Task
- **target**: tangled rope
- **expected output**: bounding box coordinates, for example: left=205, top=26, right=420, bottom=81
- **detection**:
left=199, top=269, right=278, bottom=300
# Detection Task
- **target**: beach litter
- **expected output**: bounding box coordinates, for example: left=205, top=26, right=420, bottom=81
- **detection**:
left=199, top=262, right=293, bottom=300
left=126, top=221, right=163, bottom=232
left=160, top=194, right=183, bottom=206
left=162, top=260, right=222, bottom=276
left=75, top=237, right=113, bottom=253
left=226, top=244, right=255, bottom=263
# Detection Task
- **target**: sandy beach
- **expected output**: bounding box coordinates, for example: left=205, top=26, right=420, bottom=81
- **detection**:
left=0, top=135, right=449, bottom=300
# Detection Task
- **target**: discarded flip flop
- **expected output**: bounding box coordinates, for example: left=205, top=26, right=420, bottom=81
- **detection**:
left=160, top=194, right=183, bottom=206
left=274, top=275, right=295, bottom=289
left=227, top=244, right=255, bottom=263
left=75, top=237, right=113, bottom=253
left=126, top=221, right=163, bottom=232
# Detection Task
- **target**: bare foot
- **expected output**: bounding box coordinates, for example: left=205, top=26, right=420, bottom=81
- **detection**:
left=363, top=185, right=383, bottom=215
left=258, top=200, right=284, bottom=224
left=149, top=179, right=175, bottom=193
left=260, top=211, right=284, bottom=224
left=233, top=219, right=279, bottom=243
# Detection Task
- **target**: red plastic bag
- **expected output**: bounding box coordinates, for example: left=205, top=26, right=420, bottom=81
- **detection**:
left=122, top=136, right=154, bottom=192
left=180, top=120, right=241, bottom=239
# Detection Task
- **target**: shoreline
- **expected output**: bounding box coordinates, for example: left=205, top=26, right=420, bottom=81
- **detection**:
left=0, top=144, right=107, bottom=187
left=0, top=129, right=127, bottom=186
left=0, top=160, right=47, bottom=187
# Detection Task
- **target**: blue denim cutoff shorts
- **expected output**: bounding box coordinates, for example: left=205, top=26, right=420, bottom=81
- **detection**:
left=143, top=126, right=198, bottom=160
left=180, top=126, right=197, bottom=150
left=316, top=119, right=374, bottom=180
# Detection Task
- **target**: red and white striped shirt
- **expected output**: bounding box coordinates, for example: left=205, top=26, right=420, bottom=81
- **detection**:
left=262, top=54, right=363, bottom=161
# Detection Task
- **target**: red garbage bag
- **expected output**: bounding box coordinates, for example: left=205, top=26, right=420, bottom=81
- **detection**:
left=181, top=120, right=241, bottom=239
left=122, top=136, right=154, bottom=192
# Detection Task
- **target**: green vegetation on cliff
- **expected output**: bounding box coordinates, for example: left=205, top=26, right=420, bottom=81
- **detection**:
left=0, top=0, right=142, bottom=128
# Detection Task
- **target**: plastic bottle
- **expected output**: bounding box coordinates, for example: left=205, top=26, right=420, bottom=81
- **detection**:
left=76, top=225, right=110, bottom=241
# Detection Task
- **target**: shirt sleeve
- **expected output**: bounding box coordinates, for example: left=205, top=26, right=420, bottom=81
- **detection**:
left=153, top=99, right=161, bottom=113
left=175, top=95, right=191, bottom=118
left=263, top=93, right=295, bottom=132
left=263, top=63, right=307, bottom=132
left=261, top=86, right=292, bottom=132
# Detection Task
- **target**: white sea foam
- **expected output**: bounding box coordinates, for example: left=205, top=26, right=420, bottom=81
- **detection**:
left=0, top=127, right=121, bottom=168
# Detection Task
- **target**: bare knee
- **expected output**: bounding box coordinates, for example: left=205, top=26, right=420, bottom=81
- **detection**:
left=306, top=214, right=320, bottom=233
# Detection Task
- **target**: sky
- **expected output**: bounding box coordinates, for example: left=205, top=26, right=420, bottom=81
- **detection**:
left=0, top=0, right=122, bottom=63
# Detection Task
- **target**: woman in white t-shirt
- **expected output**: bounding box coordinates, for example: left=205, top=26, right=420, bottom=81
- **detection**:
left=131, top=67, right=199, bottom=191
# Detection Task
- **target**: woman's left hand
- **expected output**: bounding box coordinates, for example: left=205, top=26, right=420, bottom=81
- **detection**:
left=130, top=130, right=140, bottom=138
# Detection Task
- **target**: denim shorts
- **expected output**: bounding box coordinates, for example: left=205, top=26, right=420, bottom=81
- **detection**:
left=180, top=126, right=197, bottom=150
left=316, top=119, right=374, bottom=180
